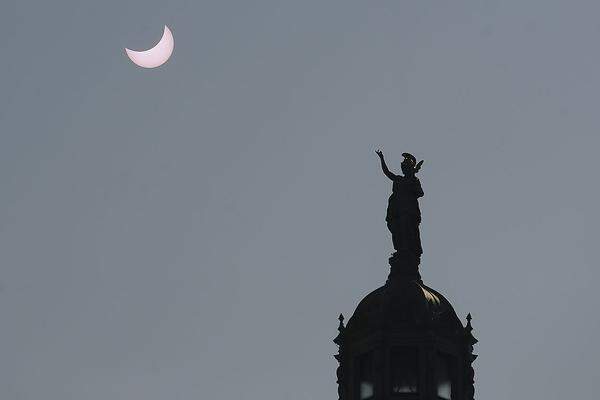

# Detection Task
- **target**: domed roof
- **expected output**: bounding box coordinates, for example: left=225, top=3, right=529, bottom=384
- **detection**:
left=344, top=279, right=463, bottom=338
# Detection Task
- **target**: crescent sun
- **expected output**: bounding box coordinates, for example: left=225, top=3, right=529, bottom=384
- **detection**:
left=125, top=25, right=174, bottom=68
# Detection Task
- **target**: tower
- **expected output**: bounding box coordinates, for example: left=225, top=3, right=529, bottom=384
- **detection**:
left=333, top=152, right=477, bottom=400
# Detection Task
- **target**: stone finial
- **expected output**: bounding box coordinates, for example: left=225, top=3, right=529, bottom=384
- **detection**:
left=333, top=313, right=345, bottom=346
left=337, top=314, right=345, bottom=332
left=465, top=313, right=478, bottom=345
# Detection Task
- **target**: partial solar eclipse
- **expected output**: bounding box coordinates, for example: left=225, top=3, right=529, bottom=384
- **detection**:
left=125, top=25, right=174, bottom=68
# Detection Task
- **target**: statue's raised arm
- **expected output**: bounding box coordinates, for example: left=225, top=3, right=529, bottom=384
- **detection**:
left=376, top=150, right=398, bottom=180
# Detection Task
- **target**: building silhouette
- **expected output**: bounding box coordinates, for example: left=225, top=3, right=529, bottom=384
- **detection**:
left=333, top=152, right=477, bottom=400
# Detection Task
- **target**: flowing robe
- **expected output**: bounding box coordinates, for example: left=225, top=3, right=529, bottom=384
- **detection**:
left=386, top=176, right=424, bottom=256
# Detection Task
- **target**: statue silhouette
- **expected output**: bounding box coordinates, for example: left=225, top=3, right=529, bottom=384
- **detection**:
left=376, top=150, right=424, bottom=260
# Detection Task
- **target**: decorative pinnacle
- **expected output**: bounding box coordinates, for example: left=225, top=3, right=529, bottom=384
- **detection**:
left=465, top=313, right=478, bottom=345
left=337, top=314, right=345, bottom=332
left=333, top=313, right=345, bottom=346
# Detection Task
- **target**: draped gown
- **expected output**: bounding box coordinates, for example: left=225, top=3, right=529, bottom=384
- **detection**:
left=386, top=175, right=424, bottom=257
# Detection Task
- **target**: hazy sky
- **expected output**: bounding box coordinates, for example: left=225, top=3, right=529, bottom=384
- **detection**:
left=1, top=1, right=600, bottom=399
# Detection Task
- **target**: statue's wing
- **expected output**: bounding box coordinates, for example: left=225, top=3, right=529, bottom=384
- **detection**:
left=415, top=160, right=424, bottom=173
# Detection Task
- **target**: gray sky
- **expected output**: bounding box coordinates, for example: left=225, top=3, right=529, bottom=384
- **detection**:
left=1, top=1, right=599, bottom=399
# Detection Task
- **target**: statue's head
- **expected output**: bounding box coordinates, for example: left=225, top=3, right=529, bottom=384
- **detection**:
left=401, top=153, right=423, bottom=177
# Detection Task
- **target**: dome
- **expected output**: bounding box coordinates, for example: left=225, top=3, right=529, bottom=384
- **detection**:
left=344, top=279, right=463, bottom=338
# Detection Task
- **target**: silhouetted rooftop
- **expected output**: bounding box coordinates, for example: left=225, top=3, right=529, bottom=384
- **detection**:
left=344, top=278, right=463, bottom=339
